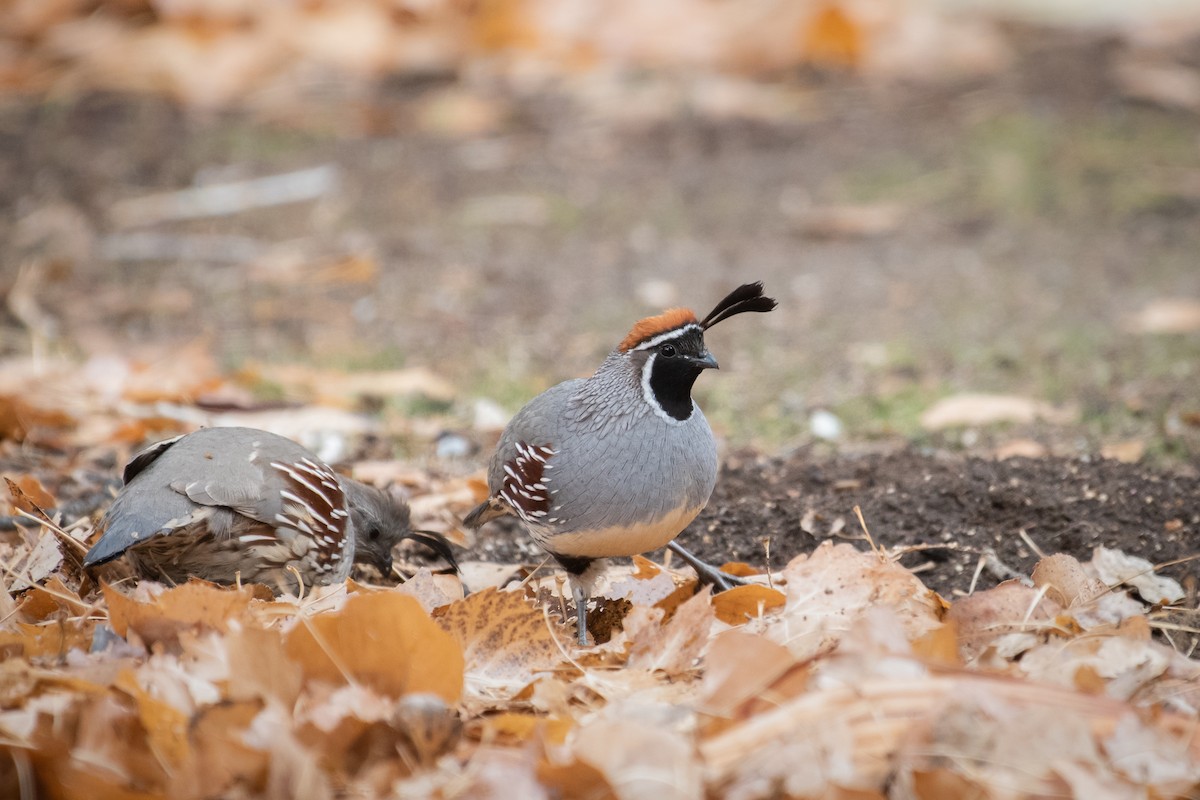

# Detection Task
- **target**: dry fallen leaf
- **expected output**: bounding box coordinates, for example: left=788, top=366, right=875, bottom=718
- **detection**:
left=945, top=580, right=1062, bottom=662
left=769, top=542, right=944, bottom=660
left=433, top=587, right=570, bottom=699
left=626, top=588, right=714, bottom=676
left=920, top=393, right=1073, bottom=430
left=1031, top=553, right=1109, bottom=608
left=699, top=629, right=797, bottom=716
left=1091, top=546, right=1185, bottom=605
left=711, top=584, right=785, bottom=626
left=104, top=580, right=257, bottom=646
left=284, top=591, right=463, bottom=702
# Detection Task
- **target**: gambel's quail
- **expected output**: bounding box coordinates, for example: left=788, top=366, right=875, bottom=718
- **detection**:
left=85, top=427, right=457, bottom=593
left=464, top=282, right=776, bottom=644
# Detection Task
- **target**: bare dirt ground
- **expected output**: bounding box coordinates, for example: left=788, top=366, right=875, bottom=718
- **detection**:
left=0, top=29, right=1197, bottom=600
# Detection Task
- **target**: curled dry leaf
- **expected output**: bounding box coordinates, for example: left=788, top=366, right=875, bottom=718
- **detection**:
left=433, top=587, right=571, bottom=699
left=284, top=591, right=463, bottom=702
left=1090, top=546, right=1185, bottom=605
left=1032, top=553, right=1108, bottom=608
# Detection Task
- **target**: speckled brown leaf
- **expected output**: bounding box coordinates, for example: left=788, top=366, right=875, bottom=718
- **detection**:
left=433, top=587, right=571, bottom=695
left=284, top=591, right=462, bottom=702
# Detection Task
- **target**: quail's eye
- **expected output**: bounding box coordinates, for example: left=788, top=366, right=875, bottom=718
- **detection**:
left=368, top=527, right=381, bottom=541
left=661, top=344, right=677, bottom=358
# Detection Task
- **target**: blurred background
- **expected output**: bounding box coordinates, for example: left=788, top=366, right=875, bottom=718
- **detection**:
left=1, top=0, right=1199, bottom=468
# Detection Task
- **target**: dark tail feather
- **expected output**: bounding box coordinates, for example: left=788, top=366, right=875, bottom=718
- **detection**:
left=700, top=281, right=777, bottom=329
left=408, top=530, right=461, bottom=573
left=83, top=524, right=140, bottom=568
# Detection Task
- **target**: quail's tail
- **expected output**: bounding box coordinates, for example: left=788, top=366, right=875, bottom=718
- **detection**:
left=83, top=521, right=148, bottom=569
left=462, top=496, right=511, bottom=530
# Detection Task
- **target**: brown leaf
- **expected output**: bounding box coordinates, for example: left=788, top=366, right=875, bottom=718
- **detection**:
left=224, top=625, right=303, bottom=707
left=433, top=587, right=570, bottom=695
left=945, top=580, right=1061, bottom=662
left=285, top=591, right=462, bottom=701
left=1031, top=554, right=1108, bottom=609
left=920, top=393, right=1072, bottom=430
left=394, top=567, right=459, bottom=614
left=627, top=587, right=714, bottom=675
left=9, top=530, right=63, bottom=591
left=572, top=718, right=702, bottom=800
left=0, top=620, right=92, bottom=661
left=475, top=711, right=572, bottom=746
left=0, top=395, right=75, bottom=443
left=699, top=629, right=796, bottom=716
left=1124, top=298, right=1200, bottom=334
left=103, top=580, right=256, bottom=646
left=18, top=576, right=88, bottom=621
left=801, top=4, right=862, bottom=68
left=6, top=474, right=56, bottom=513
left=115, top=669, right=191, bottom=772
left=537, top=758, right=614, bottom=800
left=773, top=543, right=944, bottom=660
left=711, top=584, right=785, bottom=625
left=172, top=701, right=268, bottom=799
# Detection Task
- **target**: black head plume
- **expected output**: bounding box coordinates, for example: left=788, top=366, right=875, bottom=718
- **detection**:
left=700, top=282, right=777, bottom=329
left=407, top=529, right=460, bottom=573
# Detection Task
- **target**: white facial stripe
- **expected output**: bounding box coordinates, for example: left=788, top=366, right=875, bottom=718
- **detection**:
left=640, top=352, right=692, bottom=425
left=632, top=324, right=703, bottom=351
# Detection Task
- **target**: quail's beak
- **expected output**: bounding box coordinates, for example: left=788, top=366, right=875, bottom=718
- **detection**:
left=690, top=351, right=720, bottom=370
left=373, top=550, right=394, bottom=578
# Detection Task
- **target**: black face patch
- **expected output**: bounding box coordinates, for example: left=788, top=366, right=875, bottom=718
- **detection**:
left=644, top=329, right=711, bottom=421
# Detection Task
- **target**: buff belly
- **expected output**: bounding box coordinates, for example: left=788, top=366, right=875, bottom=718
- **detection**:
left=534, top=503, right=705, bottom=559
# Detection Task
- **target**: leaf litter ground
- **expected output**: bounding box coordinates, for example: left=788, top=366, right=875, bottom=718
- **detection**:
left=0, top=418, right=1198, bottom=798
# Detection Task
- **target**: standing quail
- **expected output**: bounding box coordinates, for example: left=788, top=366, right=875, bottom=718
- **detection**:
left=464, top=282, right=776, bottom=644
left=84, top=427, right=457, bottom=594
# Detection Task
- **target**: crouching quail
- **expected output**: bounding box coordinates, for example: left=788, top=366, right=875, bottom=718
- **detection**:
left=464, top=282, right=776, bottom=644
left=84, top=427, right=458, bottom=594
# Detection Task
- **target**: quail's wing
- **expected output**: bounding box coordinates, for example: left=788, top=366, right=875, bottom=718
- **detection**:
left=170, top=451, right=350, bottom=547
left=83, top=481, right=212, bottom=567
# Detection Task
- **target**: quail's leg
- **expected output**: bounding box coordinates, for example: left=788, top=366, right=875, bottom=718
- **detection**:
left=571, top=582, right=591, bottom=646
left=668, top=541, right=747, bottom=592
